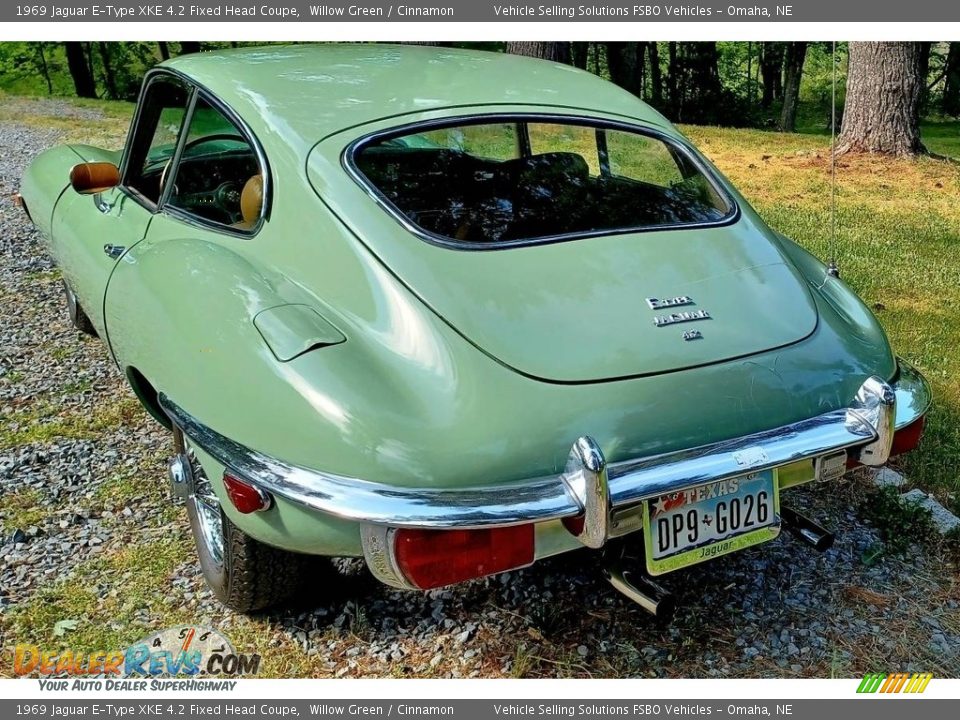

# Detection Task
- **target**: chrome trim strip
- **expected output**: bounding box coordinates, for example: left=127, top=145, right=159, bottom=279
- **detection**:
left=560, top=436, right=609, bottom=549
left=892, top=359, right=932, bottom=430
left=606, top=407, right=876, bottom=507
left=359, top=525, right=416, bottom=590
left=159, top=391, right=581, bottom=530
left=157, top=360, right=930, bottom=534
left=120, top=67, right=272, bottom=237
left=849, top=376, right=897, bottom=466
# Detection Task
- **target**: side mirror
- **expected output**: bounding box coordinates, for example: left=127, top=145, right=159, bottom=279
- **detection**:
left=69, top=162, right=120, bottom=195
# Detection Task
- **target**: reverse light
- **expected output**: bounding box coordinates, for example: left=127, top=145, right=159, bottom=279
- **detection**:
left=222, top=472, right=272, bottom=514
left=393, top=525, right=535, bottom=590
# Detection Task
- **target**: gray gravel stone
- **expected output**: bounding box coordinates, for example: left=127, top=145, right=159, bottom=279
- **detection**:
left=872, top=467, right=907, bottom=489
left=901, top=489, right=960, bottom=535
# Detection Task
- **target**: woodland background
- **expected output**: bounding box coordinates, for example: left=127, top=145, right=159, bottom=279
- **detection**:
left=0, top=41, right=957, bottom=156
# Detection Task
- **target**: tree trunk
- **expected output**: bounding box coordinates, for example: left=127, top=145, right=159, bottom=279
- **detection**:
left=85, top=43, right=96, bottom=90
left=571, top=42, right=588, bottom=70
left=759, top=43, right=785, bottom=107
left=666, top=42, right=679, bottom=118
left=779, top=42, right=808, bottom=131
left=836, top=42, right=924, bottom=156
left=179, top=42, right=202, bottom=55
left=98, top=43, right=118, bottom=100
left=35, top=44, right=53, bottom=94
left=504, top=42, right=571, bottom=64
left=678, top=42, right=722, bottom=123
left=648, top=42, right=663, bottom=108
left=157, top=42, right=171, bottom=61
left=64, top=42, right=97, bottom=98
left=917, top=41, right=932, bottom=112
left=943, top=42, right=960, bottom=117
left=605, top=42, right=645, bottom=98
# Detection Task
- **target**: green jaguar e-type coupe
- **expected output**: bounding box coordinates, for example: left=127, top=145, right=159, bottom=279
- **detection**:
left=18, top=45, right=931, bottom=614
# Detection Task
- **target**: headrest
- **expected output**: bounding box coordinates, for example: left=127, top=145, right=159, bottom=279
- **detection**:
left=239, top=174, right=263, bottom=227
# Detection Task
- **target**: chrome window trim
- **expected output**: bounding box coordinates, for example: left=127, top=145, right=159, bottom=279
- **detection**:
left=117, top=71, right=194, bottom=214
left=342, top=112, right=741, bottom=251
left=118, top=67, right=272, bottom=238
left=158, top=360, right=930, bottom=535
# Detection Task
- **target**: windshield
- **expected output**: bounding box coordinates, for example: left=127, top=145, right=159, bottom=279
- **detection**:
left=352, top=118, right=735, bottom=246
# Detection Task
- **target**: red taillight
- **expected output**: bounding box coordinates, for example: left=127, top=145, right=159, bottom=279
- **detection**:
left=393, top=525, right=535, bottom=590
left=891, top=415, right=925, bottom=457
left=222, top=472, right=272, bottom=514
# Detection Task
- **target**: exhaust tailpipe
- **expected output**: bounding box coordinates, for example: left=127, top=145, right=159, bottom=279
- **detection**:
left=781, top=506, right=834, bottom=552
left=601, top=544, right=675, bottom=618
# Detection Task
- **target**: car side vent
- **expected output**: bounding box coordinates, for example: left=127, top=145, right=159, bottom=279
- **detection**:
left=253, top=304, right=346, bottom=362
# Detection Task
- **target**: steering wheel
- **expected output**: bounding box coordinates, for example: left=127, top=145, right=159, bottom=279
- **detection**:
left=178, top=181, right=245, bottom=224
left=181, top=133, right=247, bottom=155
left=162, top=134, right=249, bottom=223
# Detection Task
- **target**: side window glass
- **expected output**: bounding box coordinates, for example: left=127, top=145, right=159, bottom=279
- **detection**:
left=527, top=123, right=598, bottom=174
left=166, top=97, right=263, bottom=230
left=604, top=131, right=685, bottom=187
left=412, top=123, right=520, bottom=161
left=124, top=78, right=190, bottom=204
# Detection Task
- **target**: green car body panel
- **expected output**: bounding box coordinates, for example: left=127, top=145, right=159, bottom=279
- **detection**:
left=20, top=45, right=924, bottom=576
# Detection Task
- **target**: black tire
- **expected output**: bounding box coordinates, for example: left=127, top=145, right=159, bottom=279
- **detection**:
left=184, top=445, right=320, bottom=613
left=62, top=280, right=97, bottom=337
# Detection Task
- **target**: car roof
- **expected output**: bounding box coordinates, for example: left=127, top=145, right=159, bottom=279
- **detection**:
left=161, top=44, right=669, bottom=152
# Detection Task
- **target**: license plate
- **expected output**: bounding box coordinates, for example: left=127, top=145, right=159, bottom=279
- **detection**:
left=642, top=469, right=781, bottom=575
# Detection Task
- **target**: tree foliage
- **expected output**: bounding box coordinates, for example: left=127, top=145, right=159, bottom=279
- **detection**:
left=0, top=41, right=955, bottom=145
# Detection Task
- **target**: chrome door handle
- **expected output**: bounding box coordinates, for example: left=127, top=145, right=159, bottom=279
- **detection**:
left=103, top=244, right=125, bottom=259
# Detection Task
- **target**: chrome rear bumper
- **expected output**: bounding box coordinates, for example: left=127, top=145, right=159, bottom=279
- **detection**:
left=159, top=361, right=930, bottom=546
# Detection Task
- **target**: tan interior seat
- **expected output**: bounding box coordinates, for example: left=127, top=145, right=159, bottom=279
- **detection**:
left=233, top=174, right=263, bottom=230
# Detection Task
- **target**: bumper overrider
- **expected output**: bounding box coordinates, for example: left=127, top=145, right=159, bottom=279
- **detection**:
left=160, top=360, right=930, bottom=593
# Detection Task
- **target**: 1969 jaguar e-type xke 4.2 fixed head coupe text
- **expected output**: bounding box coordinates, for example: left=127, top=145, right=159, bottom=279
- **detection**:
left=18, top=45, right=931, bottom=614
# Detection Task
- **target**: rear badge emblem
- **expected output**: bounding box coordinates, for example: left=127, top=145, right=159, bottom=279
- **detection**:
left=653, top=309, right=711, bottom=327
left=682, top=329, right=703, bottom=341
left=646, top=295, right=693, bottom=310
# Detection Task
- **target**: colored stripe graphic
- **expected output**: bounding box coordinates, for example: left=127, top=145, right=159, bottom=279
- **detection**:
left=856, top=673, right=885, bottom=693
left=857, top=672, right=932, bottom=694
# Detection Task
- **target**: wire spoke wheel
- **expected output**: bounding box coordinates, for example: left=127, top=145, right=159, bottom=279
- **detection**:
left=186, top=443, right=225, bottom=572
left=175, top=427, right=322, bottom=612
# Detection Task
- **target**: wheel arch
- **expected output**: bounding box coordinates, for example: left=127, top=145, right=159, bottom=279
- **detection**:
left=125, top=365, right=172, bottom=429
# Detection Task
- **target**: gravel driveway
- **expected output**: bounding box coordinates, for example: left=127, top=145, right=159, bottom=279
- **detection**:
left=1, top=110, right=958, bottom=679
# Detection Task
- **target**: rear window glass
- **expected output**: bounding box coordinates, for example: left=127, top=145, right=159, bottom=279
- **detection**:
left=352, top=118, right=734, bottom=246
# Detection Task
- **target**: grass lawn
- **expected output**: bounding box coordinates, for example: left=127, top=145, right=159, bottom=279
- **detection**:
left=681, top=122, right=960, bottom=505
left=1, top=95, right=957, bottom=677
